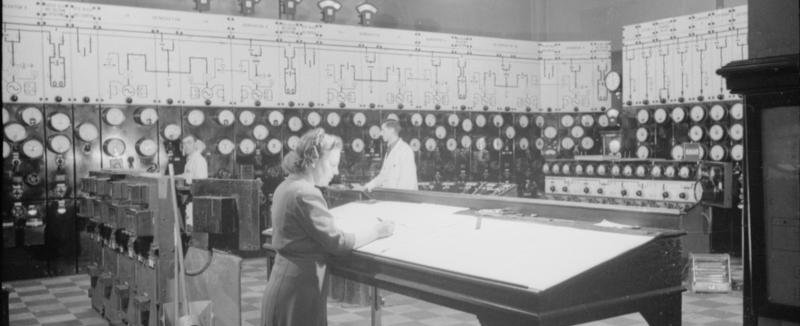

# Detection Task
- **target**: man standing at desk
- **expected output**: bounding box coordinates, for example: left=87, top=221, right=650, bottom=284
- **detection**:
left=180, top=135, right=208, bottom=227
left=361, top=119, right=418, bottom=191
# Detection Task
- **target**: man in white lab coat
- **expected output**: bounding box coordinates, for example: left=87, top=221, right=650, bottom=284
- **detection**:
left=180, top=135, right=208, bottom=227
left=362, top=120, right=418, bottom=191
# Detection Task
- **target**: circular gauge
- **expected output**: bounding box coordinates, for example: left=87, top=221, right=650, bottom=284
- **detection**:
left=460, top=135, right=472, bottom=149
left=709, top=124, right=726, bottom=141
left=434, top=126, right=447, bottom=139
left=605, top=71, right=621, bottom=92
left=690, top=105, right=706, bottom=122
left=446, top=138, right=457, bottom=151
left=519, top=138, right=530, bottom=150
left=268, top=111, right=284, bottom=126
left=2, top=108, right=8, bottom=124
left=688, top=125, right=705, bottom=141
left=562, top=164, right=571, bottom=175
left=4, top=123, right=28, bottom=142
left=253, top=124, right=269, bottom=140
left=410, top=113, right=423, bottom=127
left=239, top=110, right=256, bottom=126
left=136, top=138, right=158, bottom=157
left=217, top=110, right=235, bottom=126
left=654, top=108, right=668, bottom=124
left=267, top=139, right=283, bottom=154
left=353, top=113, right=367, bottom=127
left=597, top=164, right=607, bottom=176
left=678, top=166, right=692, bottom=179
left=635, top=165, right=647, bottom=178
left=697, top=145, right=707, bottom=160
left=731, top=144, right=744, bottom=161
left=586, top=164, right=595, bottom=176
left=288, top=116, right=303, bottom=132
left=671, top=145, right=685, bottom=160
left=534, top=115, right=545, bottom=128
left=561, top=137, right=575, bottom=150
left=636, top=109, right=650, bottom=124
left=425, top=138, right=437, bottom=152
left=217, top=138, right=235, bottom=155
left=21, top=107, right=43, bottom=126
left=424, top=114, right=436, bottom=127
left=75, top=123, right=99, bottom=142
left=606, top=108, right=620, bottom=120
left=581, top=137, right=595, bottom=150
left=307, top=112, right=321, bottom=127
left=611, top=164, right=621, bottom=177
left=710, top=145, right=727, bottom=161
left=729, top=124, right=744, bottom=141
left=651, top=165, right=663, bottom=178
left=636, top=127, right=649, bottom=142
left=570, top=126, right=584, bottom=138
left=351, top=138, right=364, bottom=153
left=730, top=103, right=744, bottom=120
left=542, top=163, right=550, bottom=174
left=492, top=138, right=504, bottom=151
left=692, top=182, right=704, bottom=202
left=560, top=115, right=575, bottom=128
left=135, top=108, right=158, bottom=125
left=287, top=136, right=300, bottom=151
left=447, top=114, right=460, bottom=127
left=187, top=109, right=205, bottom=126
left=239, top=138, right=256, bottom=155
left=504, top=126, right=516, bottom=139
left=409, top=138, right=421, bottom=152
left=386, top=113, right=399, bottom=122
left=664, top=166, right=676, bottom=178
left=3, top=141, right=10, bottom=159
left=162, top=124, right=181, bottom=141
left=461, top=118, right=473, bottom=132
left=551, top=163, right=561, bottom=175
left=622, top=165, right=633, bottom=177
left=574, top=164, right=584, bottom=175
left=103, top=108, right=126, bottom=126
left=22, top=139, right=44, bottom=159
left=492, top=114, right=504, bottom=127
left=369, top=125, right=381, bottom=139
left=49, top=112, right=71, bottom=131
left=608, top=139, right=621, bottom=154
left=518, top=115, right=530, bottom=128
left=103, top=138, right=126, bottom=157
left=325, top=112, right=341, bottom=127
left=597, top=114, right=610, bottom=128
left=534, top=138, right=545, bottom=150
left=710, top=104, right=726, bottom=121
left=475, top=114, right=487, bottom=128
left=580, top=114, right=595, bottom=128
left=671, top=107, right=686, bottom=123
left=48, top=134, right=71, bottom=154
left=543, top=126, right=558, bottom=139
left=475, top=137, right=487, bottom=151
left=636, top=145, right=650, bottom=159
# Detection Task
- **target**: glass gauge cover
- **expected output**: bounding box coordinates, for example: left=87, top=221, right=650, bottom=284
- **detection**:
left=460, top=136, right=472, bottom=149
left=410, top=113, right=423, bottom=127
left=217, top=110, right=235, bottom=126
left=651, top=165, right=663, bottom=178
left=731, top=144, right=744, bottom=161
left=461, top=118, right=473, bottom=132
left=239, top=110, right=256, bottom=126
left=22, top=139, right=44, bottom=159
left=425, top=114, right=437, bottom=127
left=678, top=166, right=691, bottom=179
left=608, top=139, right=621, bottom=154
left=562, top=164, right=571, bottom=175
left=21, top=107, right=43, bottom=126
left=636, top=109, right=650, bottom=124
left=492, top=114, right=504, bottom=127
left=474, top=114, right=487, bottom=128
left=268, top=111, right=285, bottom=126
left=635, top=165, right=647, bottom=178
left=574, top=164, right=584, bottom=175
left=709, top=124, right=726, bottom=141
left=688, top=125, right=705, bottom=141
left=710, top=145, right=727, bottom=161
left=425, top=138, right=437, bottom=152
left=636, top=127, right=649, bottom=142
left=49, top=134, right=72, bottom=154
left=534, top=138, right=545, bottom=150
left=136, top=138, right=158, bottom=157
left=561, top=137, right=575, bottom=150
left=560, top=115, right=574, bottom=128
left=543, top=126, right=558, bottom=139
left=730, top=103, right=744, bottom=120
left=622, top=165, right=633, bottom=177
left=351, top=138, right=364, bottom=153
left=709, top=104, right=726, bottom=121
left=447, top=114, right=460, bottom=127
left=580, top=114, right=595, bottom=127
left=654, top=108, right=668, bottom=124
left=570, top=126, right=584, bottom=138
left=163, top=124, right=182, bottom=141
left=267, top=139, right=283, bottom=154
left=586, top=164, right=596, bottom=176
left=103, top=138, right=126, bottom=157
left=551, top=164, right=561, bottom=175
left=353, top=113, right=366, bottom=127
left=671, top=145, right=685, bottom=161
left=217, top=139, right=235, bottom=155
left=49, top=112, right=71, bottom=131
left=187, top=109, right=205, bottom=126
left=475, top=137, right=487, bottom=151
left=492, top=138, right=504, bottom=151
left=326, top=112, right=340, bottom=127
left=307, top=112, right=321, bottom=127
left=504, top=126, right=516, bottom=139
left=729, top=124, right=743, bottom=141
left=597, top=165, right=607, bottom=176
left=534, top=115, right=545, bottom=128
left=2, top=108, right=8, bottom=124
left=664, top=166, right=676, bottom=178
left=253, top=124, right=269, bottom=140
left=386, top=113, right=399, bottom=122
left=581, top=137, right=595, bottom=150
left=288, top=116, right=303, bottom=132
left=435, top=126, right=447, bottom=139
left=636, top=145, right=650, bottom=159
left=135, top=108, right=158, bottom=125
left=3, top=141, right=10, bottom=159
left=409, top=138, right=421, bottom=152
left=239, top=138, right=256, bottom=155
left=611, top=164, right=621, bottom=176
left=369, top=125, right=382, bottom=139
left=104, top=108, right=126, bottom=126
left=519, top=138, right=529, bottom=150
left=446, top=138, right=457, bottom=151
left=689, top=105, right=706, bottom=122
left=518, top=115, right=530, bottom=128
left=597, top=114, right=610, bottom=128
left=671, top=107, right=686, bottom=123
left=542, top=163, right=550, bottom=174
left=4, top=123, right=28, bottom=142
left=287, top=136, right=300, bottom=151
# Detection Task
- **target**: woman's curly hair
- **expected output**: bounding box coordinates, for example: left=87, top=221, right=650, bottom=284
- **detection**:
left=281, top=128, right=343, bottom=174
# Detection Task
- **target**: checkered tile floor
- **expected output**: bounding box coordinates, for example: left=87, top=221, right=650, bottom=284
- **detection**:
left=4, top=258, right=743, bottom=326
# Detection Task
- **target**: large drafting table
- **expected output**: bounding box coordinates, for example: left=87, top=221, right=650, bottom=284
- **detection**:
left=317, top=191, right=685, bottom=326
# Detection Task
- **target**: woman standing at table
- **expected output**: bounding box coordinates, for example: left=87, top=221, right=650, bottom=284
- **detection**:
left=261, top=128, right=394, bottom=326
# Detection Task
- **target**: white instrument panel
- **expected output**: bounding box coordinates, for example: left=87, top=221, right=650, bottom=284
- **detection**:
left=545, top=176, right=702, bottom=204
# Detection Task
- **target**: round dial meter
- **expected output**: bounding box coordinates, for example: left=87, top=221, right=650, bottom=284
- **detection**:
left=239, top=139, right=256, bottom=155
left=461, top=118, right=473, bottom=132
left=581, top=137, right=595, bottom=150
left=534, top=115, right=545, bottom=128
left=518, top=115, right=530, bottom=128
left=386, top=113, right=399, bottom=122
left=709, top=124, right=726, bottom=141
left=326, top=112, right=340, bottom=127
left=104, top=108, right=126, bottom=126
left=475, top=137, right=487, bottom=151
left=135, top=108, right=158, bottom=125
left=671, top=145, right=685, bottom=161
left=562, top=164, right=571, bottom=175
left=217, top=139, right=235, bottom=155
left=585, top=164, right=595, bottom=176
left=3, top=141, right=10, bottom=159
left=678, top=166, right=692, bottom=179
left=622, top=165, right=633, bottom=177
left=253, top=124, right=269, bottom=140
left=352, top=112, right=366, bottom=127
left=425, top=138, right=437, bottom=152
left=447, top=114, right=460, bottom=127
left=22, top=139, right=44, bottom=159
left=492, top=138, right=504, bottom=151
left=710, top=145, right=727, bottom=161
left=731, top=144, right=744, bottom=161
left=671, top=107, right=686, bottom=123
left=543, top=126, right=558, bottom=139
left=460, top=136, right=472, bottom=149
left=688, top=125, right=705, bottom=142
left=49, top=112, right=71, bottom=131
left=424, top=114, right=437, bottom=127
left=608, top=139, right=621, bottom=154
left=369, top=125, right=381, bottom=139
left=690, top=105, right=706, bottom=122
left=2, top=108, right=8, bottom=124
left=664, top=166, right=676, bottom=178
left=268, top=111, right=284, bottom=126
left=288, top=116, right=303, bottom=132
left=103, top=138, right=126, bottom=157
left=187, top=110, right=205, bottom=126
left=574, top=164, right=584, bottom=175
left=4, top=123, right=28, bottom=142
left=504, top=126, right=516, bottom=139
left=636, top=145, right=650, bottom=159
left=351, top=138, right=364, bottom=153
left=267, top=139, right=283, bottom=154
left=729, top=124, right=743, bottom=141
left=519, top=138, right=529, bottom=150
left=654, top=108, right=668, bottom=124
left=542, top=163, right=550, bottom=174
left=635, top=165, right=647, bottom=178
left=636, top=109, right=650, bottom=124
left=446, top=138, right=457, bottom=151
left=560, top=115, right=574, bottom=128
left=709, top=104, right=726, bottom=121
left=561, top=137, right=575, bottom=150
left=435, top=126, right=447, bottom=139
left=307, top=112, right=321, bottom=127
left=21, top=107, right=43, bottom=126
left=580, top=114, right=595, bottom=127
left=136, top=138, right=158, bottom=157
left=75, top=123, right=99, bottom=142
left=730, top=103, right=744, bottom=120
left=597, top=165, right=607, bottom=176
left=597, top=114, right=610, bottom=128
left=163, top=124, right=181, bottom=141
left=551, top=164, right=561, bottom=175
left=217, top=110, right=235, bottom=126
left=409, top=138, right=421, bottom=152
left=570, top=126, right=584, bottom=138
left=474, top=114, right=487, bottom=128
left=410, top=113, right=423, bottom=127
left=239, top=110, right=256, bottom=126
left=611, top=164, right=621, bottom=176
left=651, top=165, right=663, bottom=178
left=492, top=115, right=504, bottom=127
left=534, top=138, right=545, bottom=150
left=636, top=127, right=649, bottom=142
left=286, top=136, right=300, bottom=151
left=49, top=134, right=71, bottom=154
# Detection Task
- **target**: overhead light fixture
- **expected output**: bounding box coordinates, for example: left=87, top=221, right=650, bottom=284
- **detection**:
left=356, top=2, right=377, bottom=26
left=318, top=0, right=342, bottom=23
left=194, top=0, right=211, bottom=12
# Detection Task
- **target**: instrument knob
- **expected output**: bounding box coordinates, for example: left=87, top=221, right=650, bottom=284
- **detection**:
left=679, top=192, right=687, bottom=199
left=597, top=188, right=604, bottom=194
left=663, top=192, right=670, bottom=198
left=635, top=190, right=643, bottom=197
left=550, top=186, right=556, bottom=192
left=561, top=186, right=568, bottom=193
left=620, top=189, right=628, bottom=197
left=583, top=187, right=590, bottom=194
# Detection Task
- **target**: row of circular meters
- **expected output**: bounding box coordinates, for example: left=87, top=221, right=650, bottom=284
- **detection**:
left=542, top=161, right=696, bottom=180
left=634, top=103, right=743, bottom=125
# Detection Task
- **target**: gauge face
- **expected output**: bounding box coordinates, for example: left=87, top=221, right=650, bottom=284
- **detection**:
left=518, top=115, right=530, bottom=128
left=605, top=71, right=621, bottom=91
left=288, top=116, right=303, bottom=132
left=47, top=134, right=71, bottom=154
left=653, top=108, right=668, bottom=124
left=622, top=165, right=633, bottom=177
left=253, top=124, right=269, bottom=140
left=534, top=138, right=545, bottom=150
left=688, top=125, right=705, bottom=141
left=475, top=137, right=487, bottom=151
left=561, top=137, right=575, bottom=150
left=580, top=114, right=595, bottom=128
left=4, top=123, right=28, bottom=142
left=730, top=103, right=744, bottom=120
left=534, top=115, right=545, bottom=128
left=505, top=126, right=516, bottom=139
left=664, top=166, right=676, bottom=178
left=519, top=138, right=529, bottom=150
left=434, top=126, right=447, bottom=140
left=22, top=139, right=44, bottom=159
left=597, top=114, right=610, bottom=128
left=606, top=108, right=620, bottom=119
left=574, top=164, right=584, bottom=175
left=306, top=112, right=321, bottom=127
left=351, top=138, right=364, bottom=153
left=136, top=138, right=158, bottom=157
left=187, top=110, right=205, bottom=126
left=163, top=124, right=181, bottom=141
left=49, top=112, right=71, bottom=131
left=636, top=145, right=650, bottom=159
left=543, top=126, right=558, bottom=139
left=581, top=137, right=595, bottom=150
left=239, top=139, right=256, bottom=155
left=103, top=138, right=126, bottom=157
left=608, top=139, right=621, bottom=154
left=410, top=113, right=423, bottom=127
left=651, top=165, right=663, bottom=178
left=353, top=113, right=366, bottom=127
left=611, top=164, right=621, bottom=176
left=690, top=105, right=706, bottom=122
left=492, top=138, right=504, bottom=151
left=369, top=125, right=382, bottom=139
left=542, top=163, right=550, bottom=174
left=678, top=166, right=691, bottom=179
left=731, top=144, right=744, bottom=161
left=635, top=165, right=647, bottom=178
left=570, top=126, right=584, bottom=138
left=492, top=114, right=504, bottom=127
left=693, top=182, right=704, bottom=202
left=560, top=115, right=575, bottom=128
left=709, top=124, right=726, bottom=141
left=586, top=164, right=595, bottom=176
left=671, top=145, right=685, bottom=160
left=325, top=112, right=340, bottom=127
left=386, top=113, right=399, bottom=122
left=636, top=109, right=650, bottom=124
left=104, top=108, right=126, bottom=126
left=21, top=107, right=43, bottom=126
left=287, top=136, right=300, bottom=151
left=269, top=111, right=284, bottom=126
left=709, top=104, right=726, bottom=121
left=409, top=138, right=421, bottom=152
left=239, top=110, right=256, bottom=126
left=460, top=135, right=472, bottom=149
left=217, top=138, right=235, bottom=155
left=217, top=110, right=235, bottom=126
left=425, top=138, right=437, bottom=152
left=671, top=107, right=686, bottom=123
left=446, top=138, right=457, bottom=151
left=636, top=127, right=649, bottom=142
left=597, top=165, right=607, bottom=176
left=447, top=114, right=460, bottom=127
left=562, top=164, right=571, bottom=175
left=461, top=118, right=473, bottom=132
left=710, top=145, right=727, bottom=161
left=551, top=164, right=561, bottom=175
left=474, top=114, right=487, bottom=128
left=136, top=108, right=158, bottom=125
left=729, top=124, right=744, bottom=141
left=2, top=108, right=8, bottom=124
left=266, top=138, right=282, bottom=154
left=424, top=114, right=437, bottom=127
left=2, top=141, right=10, bottom=159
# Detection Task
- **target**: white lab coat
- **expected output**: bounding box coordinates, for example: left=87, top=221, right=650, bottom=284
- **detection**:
left=182, top=151, right=208, bottom=227
left=366, top=139, right=418, bottom=190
